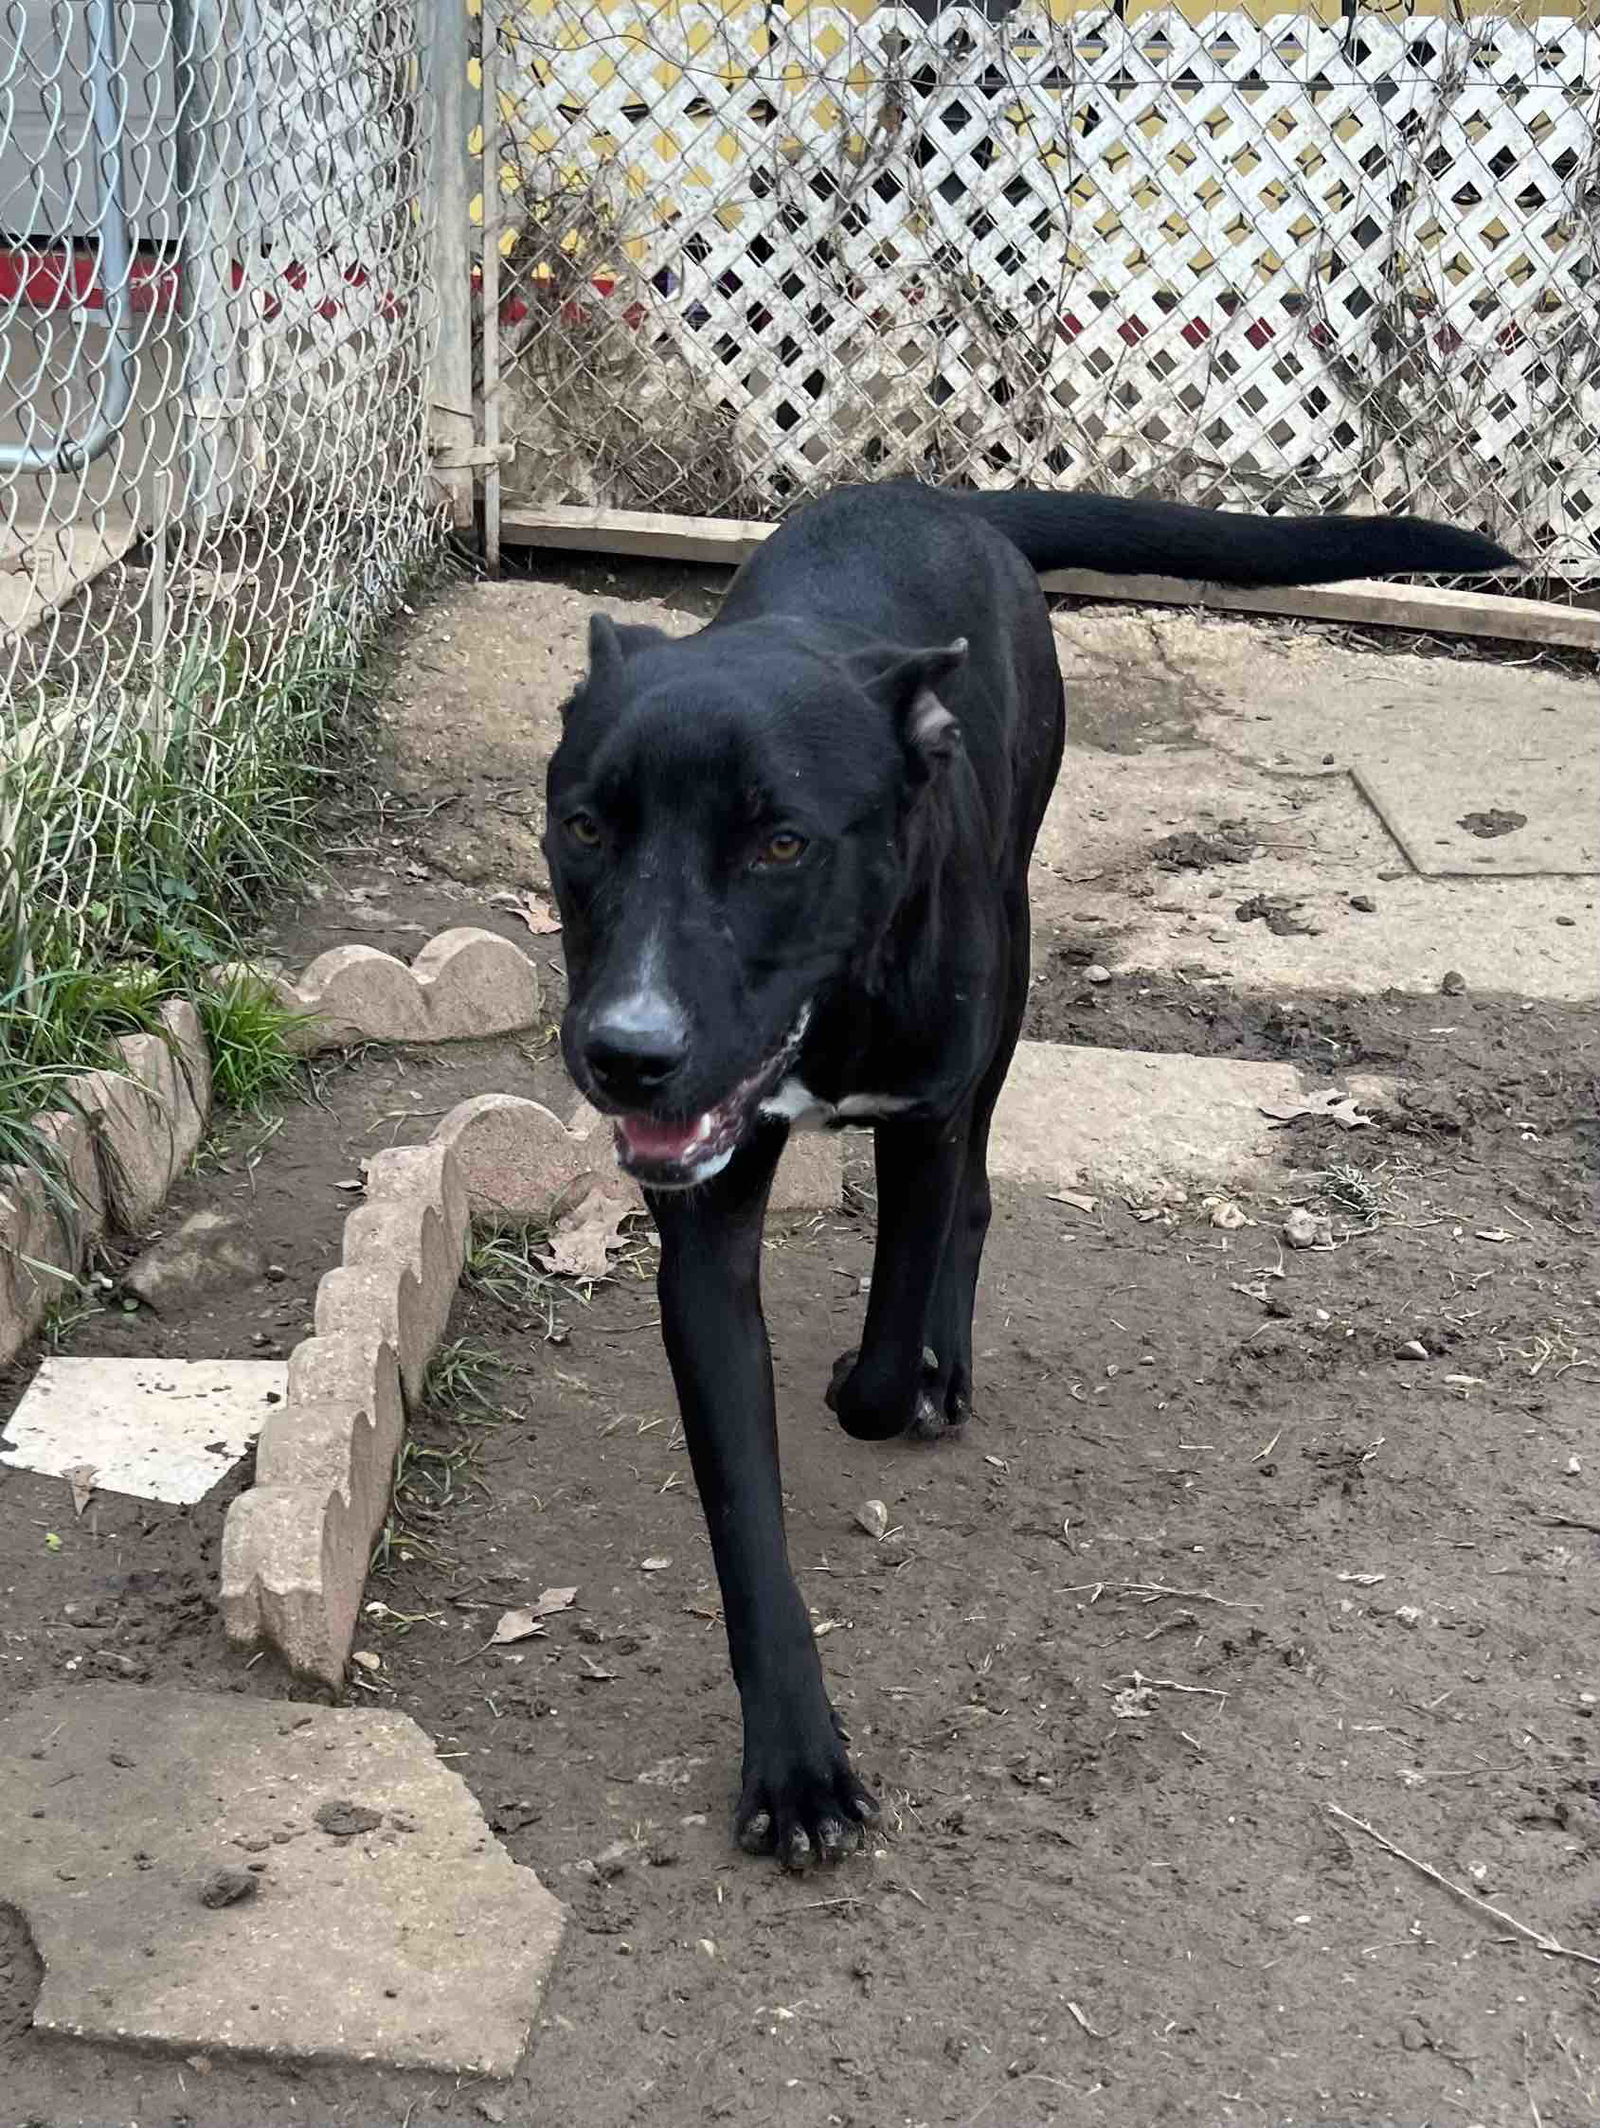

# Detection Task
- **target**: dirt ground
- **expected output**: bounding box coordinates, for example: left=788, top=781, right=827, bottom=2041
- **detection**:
left=2, top=561, right=1598, bottom=2127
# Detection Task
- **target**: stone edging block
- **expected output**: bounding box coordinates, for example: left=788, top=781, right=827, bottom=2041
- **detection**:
left=0, top=1001, right=213, bottom=1368
left=221, top=1092, right=843, bottom=1688
left=220, top=1137, right=471, bottom=1686
left=240, top=927, right=543, bottom=1052
left=439, top=1092, right=843, bottom=1221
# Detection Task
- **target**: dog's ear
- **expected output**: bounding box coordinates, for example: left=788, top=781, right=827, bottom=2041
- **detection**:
left=856, top=638, right=968, bottom=779
left=565, top=615, right=668, bottom=722
left=587, top=612, right=627, bottom=695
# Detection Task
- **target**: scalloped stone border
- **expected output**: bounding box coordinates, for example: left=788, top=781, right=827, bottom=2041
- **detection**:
left=236, top=926, right=543, bottom=1052
left=219, top=1099, right=844, bottom=1685
left=0, top=929, right=545, bottom=1371
left=0, top=1002, right=211, bottom=1369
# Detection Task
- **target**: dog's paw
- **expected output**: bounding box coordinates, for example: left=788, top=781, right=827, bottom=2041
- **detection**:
left=829, top=1346, right=961, bottom=1441
left=736, top=1719, right=879, bottom=1870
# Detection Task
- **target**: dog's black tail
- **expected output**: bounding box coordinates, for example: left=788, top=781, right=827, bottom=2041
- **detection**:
left=957, top=489, right=1516, bottom=587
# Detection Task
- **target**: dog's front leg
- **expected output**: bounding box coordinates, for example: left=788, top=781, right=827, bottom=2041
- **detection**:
left=649, top=1132, right=879, bottom=1869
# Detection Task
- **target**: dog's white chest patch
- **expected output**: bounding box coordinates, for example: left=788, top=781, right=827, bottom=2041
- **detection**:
left=759, top=1078, right=917, bottom=1130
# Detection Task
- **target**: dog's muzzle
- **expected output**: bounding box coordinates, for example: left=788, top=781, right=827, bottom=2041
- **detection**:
left=608, top=1010, right=810, bottom=1190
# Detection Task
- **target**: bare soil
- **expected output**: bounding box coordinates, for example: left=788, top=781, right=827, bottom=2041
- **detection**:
left=2, top=562, right=1598, bottom=2126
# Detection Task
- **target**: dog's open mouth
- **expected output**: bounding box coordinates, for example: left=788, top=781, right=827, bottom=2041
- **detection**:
left=609, top=1016, right=808, bottom=1190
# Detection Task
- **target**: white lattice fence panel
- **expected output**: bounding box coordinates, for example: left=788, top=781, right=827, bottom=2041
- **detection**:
left=490, top=1, right=1600, bottom=578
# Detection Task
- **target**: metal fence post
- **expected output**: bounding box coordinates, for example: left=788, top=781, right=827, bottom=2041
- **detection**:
left=480, top=0, right=502, bottom=573
left=423, top=0, right=476, bottom=530
left=171, top=0, right=234, bottom=526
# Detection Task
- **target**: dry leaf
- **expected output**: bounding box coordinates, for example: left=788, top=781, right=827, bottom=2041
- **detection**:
left=1109, top=1683, right=1158, bottom=1719
left=534, top=1585, right=577, bottom=1616
left=1208, top=1199, right=1252, bottom=1231
left=640, top=1555, right=672, bottom=1572
left=491, top=888, right=561, bottom=936
left=536, top=1187, right=632, bottom=1283
left=64, top=1462, right=96, bottom=1517
left=1259, top=1089, right=1375, bottom=1131
left=812, top=1620, right=843, bottom=1638
left=490, top=1609, right=550, bottom=1646
left=1047, top=1190, right=1099, bottom=1215
left=1335, top=1571, right=1386, bottom=1587
left=577, top=1652, right=617, bottom=1681
left=853, top=1499, right=890, bottom=1540
left=350, top=1649, right=382, bottom=1671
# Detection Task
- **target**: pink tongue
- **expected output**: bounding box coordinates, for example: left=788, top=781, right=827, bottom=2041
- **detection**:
left=615, top=1112, right=710, bottom=1163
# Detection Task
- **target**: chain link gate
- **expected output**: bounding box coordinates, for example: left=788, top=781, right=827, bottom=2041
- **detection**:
left=478, top=0, right=1600, bottom=594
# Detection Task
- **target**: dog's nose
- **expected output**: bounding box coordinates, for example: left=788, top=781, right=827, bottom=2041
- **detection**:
left=584, top=996, right=689, bottom=1104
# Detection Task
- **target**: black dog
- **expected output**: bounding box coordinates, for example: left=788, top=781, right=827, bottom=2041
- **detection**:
left=544, top=482, right=1511, bottom=1867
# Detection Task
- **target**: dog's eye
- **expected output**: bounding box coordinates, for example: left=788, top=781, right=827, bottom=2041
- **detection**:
left=565, top=812, right=602, bottom=849
left=757, top=831, right=808, bottom=868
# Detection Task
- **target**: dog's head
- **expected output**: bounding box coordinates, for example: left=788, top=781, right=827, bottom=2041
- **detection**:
left=544, top=613, right=966, bottom=1189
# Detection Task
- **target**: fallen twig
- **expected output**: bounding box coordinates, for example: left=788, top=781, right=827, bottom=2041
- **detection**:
left=757, top=1896, right=862, bottom=1922
left=1066, top=1578, right=1264, bottom=1613
left=1102, top=1670, right=1228, bottom=1704
left=1328, top=1805, right=1600, bottom=1972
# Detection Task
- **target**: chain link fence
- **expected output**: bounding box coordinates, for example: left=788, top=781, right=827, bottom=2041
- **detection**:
left=1, top=0, right=442, bottom=1039
left=483, top=0, right=1600, bottom=590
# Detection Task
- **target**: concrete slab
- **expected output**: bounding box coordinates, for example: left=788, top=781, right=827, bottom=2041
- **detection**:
left=1353, top=754, right=1598, bottom=877
left=1027, top=604, right=1600, bottom=1000
left=0, top=1685, right=565, bottom=2076
left=1177, top=614, right=1597, bottom=875
left=0, top=1356, right=287, bottom=1506
left=991, top=1039, right=1386, bottom=1199
left=1033, top=746, right=1597, bottom=1002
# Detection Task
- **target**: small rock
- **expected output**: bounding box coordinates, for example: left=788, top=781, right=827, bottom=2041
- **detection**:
left=1396, top=1339, right=1430, bottom=1361
left=314, top=1800, right=383, bottom=1839
left=198, top=1866, right=258, bottom=1910
left=1399, top=2015, right=1431, bottom=2052
left=1348, top=894, right=1377, bottom=913
left=1440, top=970, right=1466, bottom=997
left=1083, top=964, right=1112, bottom=985
left=590, top=1839, right=639, bottom=1879
left=1265, top=1297, right=1293, bottom=1320
left=122, top=1212, right=270, bottom=1315
left=1281, top=1208, right=1330, bottom=1250
left=1565, top=1455, right=1581, bottom=1476
left=853, top=1499, right=890, bottom=1541
left=1394, top=1605, right=1423, bottom=1630
left=476, top=2102, right=509, bottom=2125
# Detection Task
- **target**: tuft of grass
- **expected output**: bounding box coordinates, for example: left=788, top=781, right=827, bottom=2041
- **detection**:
left=423, top=1336, right=508, bottom=1419
left=41, top=1280, right=107, bottom=1350
left=371, top=1341, right=515, bottom=1580
left=194, top=972, right=310, bottom=1112
left=464, top=1222, right=565, bottom=1338
left=0, top=583, right=421, bottom=1195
